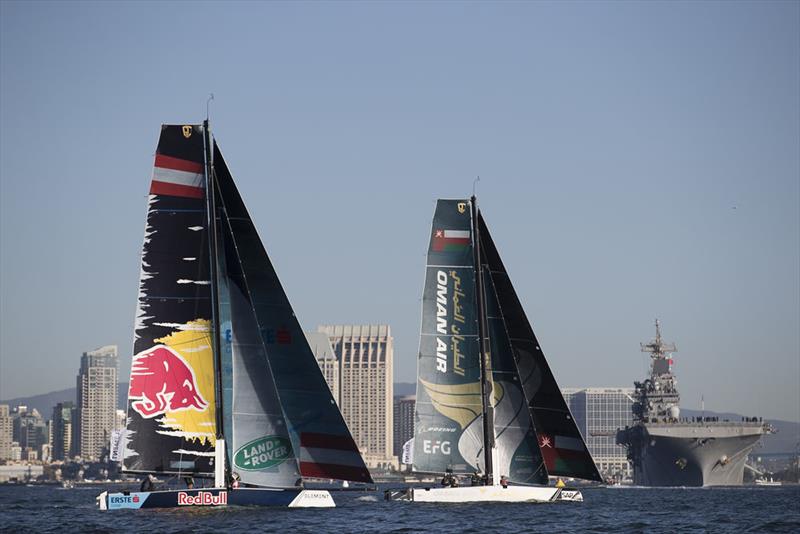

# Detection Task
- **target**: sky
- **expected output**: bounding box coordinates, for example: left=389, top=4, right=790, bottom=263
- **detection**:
left=1, top=1, right=798, bottom=422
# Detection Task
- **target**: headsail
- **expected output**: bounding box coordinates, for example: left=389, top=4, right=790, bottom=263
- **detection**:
left=413, top=199, right=485, bottom=475
left=478, top=213, right=602, bottom=482
left=213, top=143, right=372, bottom=484
left=215, top=175, right=301, bottom=488
left=482, top=264, right=549, bottom=485
left=123, top=124, right=217, bottom=476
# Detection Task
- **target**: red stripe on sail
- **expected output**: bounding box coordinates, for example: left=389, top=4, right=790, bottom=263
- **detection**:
left=300, top=432, right=358, bottom=451
left=154, top=154, right=204, bottom=174
left=150, top=180, right=205, bottom=199
left=299, top=461, right=371, bottom=482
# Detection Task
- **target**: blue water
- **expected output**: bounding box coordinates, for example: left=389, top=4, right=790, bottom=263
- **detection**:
left=0, top=484, right=798, bottom=533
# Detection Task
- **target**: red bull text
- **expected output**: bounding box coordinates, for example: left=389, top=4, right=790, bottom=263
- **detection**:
left=177, top=491, right=227, bottom=506
left=129, top=344, right=208, bottom=418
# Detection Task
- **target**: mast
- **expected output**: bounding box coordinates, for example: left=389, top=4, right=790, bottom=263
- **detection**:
left=470, top=195, right=494, bottom=484
left=203, top=119, right=227, bottom=486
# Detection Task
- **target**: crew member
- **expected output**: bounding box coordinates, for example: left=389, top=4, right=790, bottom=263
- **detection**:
left=140, top=474, right=155, bottom=492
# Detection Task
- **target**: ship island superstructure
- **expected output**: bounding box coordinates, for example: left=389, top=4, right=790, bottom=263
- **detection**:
left=616, top=321, right=771, bottom=486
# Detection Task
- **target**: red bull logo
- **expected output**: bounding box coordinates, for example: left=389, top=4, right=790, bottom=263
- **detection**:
left=129, top=344, right=208, bottom=418
left=177, top=491, right=227, bottom=506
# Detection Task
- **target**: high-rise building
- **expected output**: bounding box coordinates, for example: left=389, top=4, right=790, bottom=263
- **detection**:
left=304, top=331, right=340, bottom=403
left=317, top=325, right=395, bottom=469
left=76, top=345, right=118, bottom=461
left=52, top=402, right=77, bottom=461
left=562, top=387, right=635, bottom=481
left=0, top=405, right=12, bottom=460
left=393, top=395, right=415, bottom=460
left=12, top=406, right=46, bottom=454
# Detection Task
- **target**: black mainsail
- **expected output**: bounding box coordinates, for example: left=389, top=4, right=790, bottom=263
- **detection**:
left=412, top=198, right=600, bottom=484
left=122, top=124, right=371, bottom=486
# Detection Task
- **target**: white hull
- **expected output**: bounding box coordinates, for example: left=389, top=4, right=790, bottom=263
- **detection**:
left=407, top=485, right=581, bottom=503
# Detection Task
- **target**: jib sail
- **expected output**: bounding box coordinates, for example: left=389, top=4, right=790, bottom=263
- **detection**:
left=214, top=148, right=301, bottom=488
left=481, top=251, right=549, bottom=485
left=213, top=142, right=372, bottom=484
left=478, top=213, right=602, bottom=482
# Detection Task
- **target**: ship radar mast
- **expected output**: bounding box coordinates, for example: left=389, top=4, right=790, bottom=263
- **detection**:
left=641, top=319, right=677, bottom=359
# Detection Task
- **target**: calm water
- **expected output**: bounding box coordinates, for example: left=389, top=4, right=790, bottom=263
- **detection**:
left=0, top=484, right=798, bottom=533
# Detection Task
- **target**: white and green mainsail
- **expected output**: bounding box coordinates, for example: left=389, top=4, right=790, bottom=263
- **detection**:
left=412, top=198, right=602, bottom=484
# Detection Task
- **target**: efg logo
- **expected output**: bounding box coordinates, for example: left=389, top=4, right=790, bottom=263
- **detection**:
left=422, top=439, right=451, bottom=455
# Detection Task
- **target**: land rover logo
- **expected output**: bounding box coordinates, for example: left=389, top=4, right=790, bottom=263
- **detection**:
left=233, top=435, right=293, bottom=471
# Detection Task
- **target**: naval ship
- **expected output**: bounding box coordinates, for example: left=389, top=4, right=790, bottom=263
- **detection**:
left=616, top=321, right=771, bottom=486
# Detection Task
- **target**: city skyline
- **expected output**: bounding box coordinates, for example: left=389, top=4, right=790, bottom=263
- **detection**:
left=1, top=2, right=798, bottom=423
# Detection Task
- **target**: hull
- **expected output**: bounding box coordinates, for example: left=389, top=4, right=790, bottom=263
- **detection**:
left=386, top=485, right=582, bottom=503
left=618, top=422, right=766, bottom=486
left=97, top=487, right=335, bottom=510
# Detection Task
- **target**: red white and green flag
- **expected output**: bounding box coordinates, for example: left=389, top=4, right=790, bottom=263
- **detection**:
left=538, top=434, right=592, bottom=474
left=432, top=229, right=471, bottom=252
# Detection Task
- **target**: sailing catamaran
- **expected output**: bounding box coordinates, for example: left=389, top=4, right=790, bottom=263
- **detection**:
left=389, top=197, right=601, bottom=503
left=98, top=123, right=371, bottom=510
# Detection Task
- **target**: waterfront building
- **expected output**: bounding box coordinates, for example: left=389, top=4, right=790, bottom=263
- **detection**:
left=317, top=324, right=396, bottom=469
left=51, top=402, right=77, bottom=461
left=0, top=404, right=11, bottom=460
left=562, top=387, right=635, bottom=481
left=10, top=442, right=21, bottom=461
left=393, top=395, right=416, bottom=460
left=304, top=331, right=340, bottom=403
left=76, top=345, right=118, bottom=461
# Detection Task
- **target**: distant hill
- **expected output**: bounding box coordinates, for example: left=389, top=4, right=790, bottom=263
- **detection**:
left=1, top=383, right=129, bottom=416
left=394, top=382, right=415, bottom=397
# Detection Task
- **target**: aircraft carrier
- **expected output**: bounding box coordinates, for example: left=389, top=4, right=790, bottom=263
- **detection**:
left=616, top=321, right=771, bottom=486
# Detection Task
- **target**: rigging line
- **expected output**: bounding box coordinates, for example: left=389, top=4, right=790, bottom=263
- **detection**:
left=472, top=176, right=480, bottom=197
left=206, top=93, right=214, bottom=122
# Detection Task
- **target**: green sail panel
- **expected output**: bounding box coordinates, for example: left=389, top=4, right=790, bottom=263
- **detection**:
left=215, top=174, right=302, bottom=488
left=123, top=124, right=217, bottom=476
left=213, top=143, right=372, bottom=484
left=478, top=213, right=602, bottom=482
left=413, top=199, right=486, bottom=475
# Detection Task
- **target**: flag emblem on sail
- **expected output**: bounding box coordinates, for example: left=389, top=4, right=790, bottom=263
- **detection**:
left=538, top=434, right=591, bottom=474
left=150, top=154, right=204, bottom=199
left=433, top=229, right=470, bottom=252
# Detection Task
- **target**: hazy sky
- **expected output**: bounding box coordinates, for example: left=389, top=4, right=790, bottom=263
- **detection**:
left=1, top=1, right=798, bottom=421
